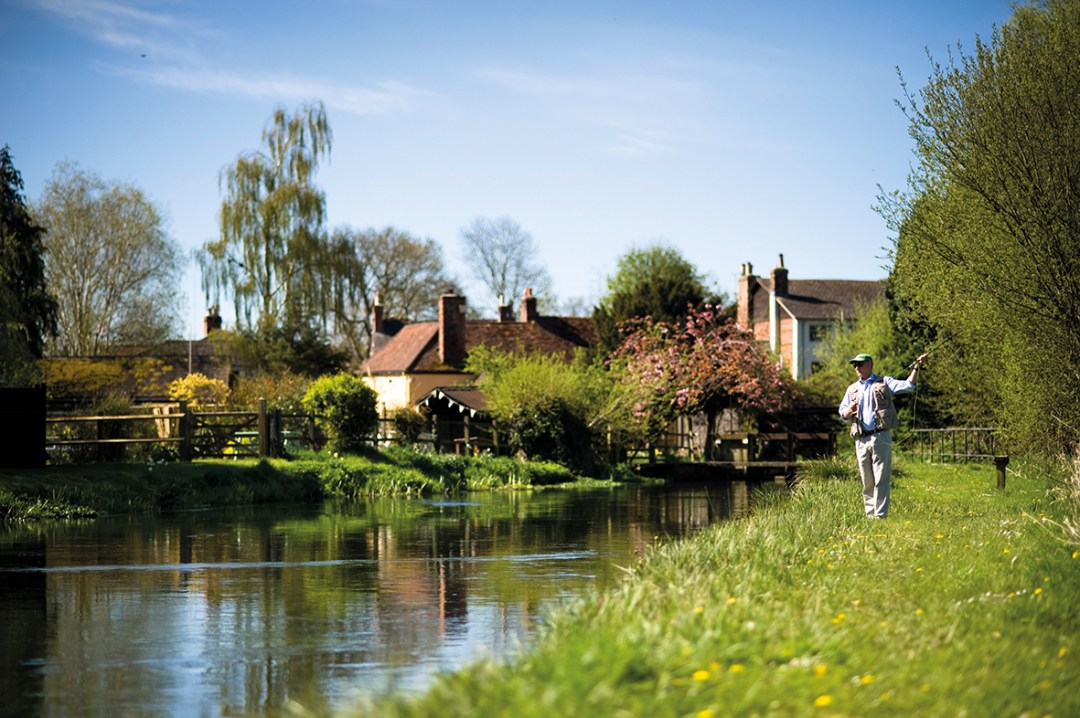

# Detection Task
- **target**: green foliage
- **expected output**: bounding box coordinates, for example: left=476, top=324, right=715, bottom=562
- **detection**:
left=209, top=324, right=346, bottom=378
left=36, top=161, right=181, bottom=355
left=168, top=372, right=229, bottom=409
left=467, top=346, right=610, bottom=473
left=593, top=243, right=720, bottom=358
left=0, top=145, right=56, bottom=383
left=799, top=297, right=924, bottom=405
left=228, top=370, right=310, bottom=413
left=200, top=101, right=333, bottom=334
left=302, top=373, right=378, bottom=452
left=389, top=407, right=427, bottom=445
left=883, top=0, right=1080, bottom=454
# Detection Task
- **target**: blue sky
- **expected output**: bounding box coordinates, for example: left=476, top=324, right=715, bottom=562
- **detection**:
left=1, top=0, right=1014, bottom=337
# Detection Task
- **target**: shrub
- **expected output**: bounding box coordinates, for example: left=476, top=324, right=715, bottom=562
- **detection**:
left=228, top=370, right=309, bottom=412
left=168, top=373, right=229, bottom=409
left=302, top=373, right=378, bottom=453
left=390, top=407, right=428, bottom=445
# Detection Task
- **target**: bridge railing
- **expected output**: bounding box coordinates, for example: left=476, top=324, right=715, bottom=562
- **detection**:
left=904, top=427, right=1003, bottom=462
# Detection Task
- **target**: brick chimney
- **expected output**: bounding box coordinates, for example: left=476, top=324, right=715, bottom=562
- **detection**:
left=204, top=305, right=222, bottom=336
left=736, top=263, right=754, bottom=328
left=771, top=254, right=788, bottom=297
left=498, top=295, right=514, bottom=323
left=519, top=287, right=538, bottom=323
left=439, top=291, right=467, bottom=367
left=372, top=294, right=384, bottom=334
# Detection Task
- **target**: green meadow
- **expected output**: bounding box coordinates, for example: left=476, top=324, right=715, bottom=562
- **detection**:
left=345, top=456, right=1080, bottom=717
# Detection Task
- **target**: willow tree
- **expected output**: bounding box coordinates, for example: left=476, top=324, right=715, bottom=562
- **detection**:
left=200, top=101, right=333, bottom=334
left=883, top=0, right=1080, bottom=453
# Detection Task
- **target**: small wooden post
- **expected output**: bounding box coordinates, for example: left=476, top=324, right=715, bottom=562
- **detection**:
left=994, top=455, right=1009, bottom=488
left=257, top=398, right=269, bottom=458
left=178, top=401, right=192, bottom=462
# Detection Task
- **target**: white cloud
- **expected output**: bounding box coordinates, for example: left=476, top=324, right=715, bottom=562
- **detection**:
left=35, top=0, right=209, bottom=55
left=102, top=63, right=430, bottom=117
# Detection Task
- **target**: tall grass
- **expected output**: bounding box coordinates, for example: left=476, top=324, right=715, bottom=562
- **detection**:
left=348, top=456, right=1080, bottom=717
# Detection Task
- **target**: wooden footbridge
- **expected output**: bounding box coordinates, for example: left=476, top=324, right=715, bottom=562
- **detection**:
left=634, top=431, right=836, bottom=484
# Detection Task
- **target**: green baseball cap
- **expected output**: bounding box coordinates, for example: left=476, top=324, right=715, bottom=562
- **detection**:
left=849, top=353, right=873, bottom=365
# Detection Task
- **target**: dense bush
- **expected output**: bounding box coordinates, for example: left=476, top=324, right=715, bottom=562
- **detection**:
left=503, top=398, right=598, bottom=476
left=168, top=372, right=229, bottom=408
left=467, top=346, right=609, bottom=474
left=390, top=407, right=428, bottom=445
left=301, top=373, right=378, bottom=452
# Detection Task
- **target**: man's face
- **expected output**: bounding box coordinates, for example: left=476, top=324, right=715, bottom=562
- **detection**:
left=852, top=360, right=873, bottom=380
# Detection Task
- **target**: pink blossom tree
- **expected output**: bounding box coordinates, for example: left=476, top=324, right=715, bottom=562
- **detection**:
left=608, top=305, right=797, bottom=457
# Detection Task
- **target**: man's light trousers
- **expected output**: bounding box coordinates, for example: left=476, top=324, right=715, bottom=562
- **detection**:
left=855, top=430, right=892, bottom=518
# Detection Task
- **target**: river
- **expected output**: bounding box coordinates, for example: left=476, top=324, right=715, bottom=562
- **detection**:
left=0, top=481, right=746, bottom=717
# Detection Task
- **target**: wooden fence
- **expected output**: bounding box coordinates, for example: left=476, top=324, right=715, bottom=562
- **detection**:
left=45, top=400, right=320, bottom=463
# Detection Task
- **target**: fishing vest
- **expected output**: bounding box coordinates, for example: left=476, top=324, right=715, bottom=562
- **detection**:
left=848, top=376, right=900, bottom=438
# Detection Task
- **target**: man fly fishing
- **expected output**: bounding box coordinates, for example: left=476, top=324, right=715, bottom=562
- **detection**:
left=838, top=352, right=928, bottom=518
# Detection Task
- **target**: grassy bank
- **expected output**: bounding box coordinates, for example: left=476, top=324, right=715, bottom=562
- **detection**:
left=0, top=447, right=606, bottom=521
left=348, top=456, right=1080, bottom=717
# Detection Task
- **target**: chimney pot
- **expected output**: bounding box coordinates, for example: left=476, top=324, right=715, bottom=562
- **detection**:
left=519, top=288, right=538, bottom=322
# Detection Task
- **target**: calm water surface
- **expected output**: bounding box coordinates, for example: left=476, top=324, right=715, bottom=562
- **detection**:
left=0, top=482, right=745, bottom=717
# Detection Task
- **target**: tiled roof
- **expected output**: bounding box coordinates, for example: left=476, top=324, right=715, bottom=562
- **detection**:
left=362, top=322, right=439, bottom=374
left=752, top=278, right=886, bottom=322
left=362, top=316, right=597, bottom=375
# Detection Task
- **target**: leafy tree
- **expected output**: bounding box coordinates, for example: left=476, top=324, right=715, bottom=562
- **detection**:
left=608, top=305, right=795, bottom=456
left=0, top=145, right=56, bottom=385
left=800, top=297, right=909, bottom=402
left=36, top=162, right=181, bottom=355
left=302, top=373, right=378, bottom=453
left=459, top=216, right=552, bottom=316
left=593, top=243, right=720, bottom=358
left=882, top=0, right=1080, bottom=453
left=328, top=225, right=455, bottom=362
left=207, top=325, right=346, bottom=378
left=200, top=101, right=333, bottom=333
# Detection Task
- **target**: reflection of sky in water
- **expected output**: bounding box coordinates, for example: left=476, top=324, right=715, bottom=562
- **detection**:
left=0, top=483, right=740, bottom=715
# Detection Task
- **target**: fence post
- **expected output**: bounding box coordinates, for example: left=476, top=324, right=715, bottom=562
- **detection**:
left=179, top=401, right=192, bottom=462
left=257, top=398, right=269, bottom=458
left=994, top=455, right=1009, bottom=488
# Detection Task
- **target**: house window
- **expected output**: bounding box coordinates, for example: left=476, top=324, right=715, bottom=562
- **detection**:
left=809, top=324, right=830, bottom=342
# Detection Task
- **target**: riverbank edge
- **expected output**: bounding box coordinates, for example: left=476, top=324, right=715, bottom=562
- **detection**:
left=0, top=447, right=638, bottom=522
left=345, top=455, right=1080, bottom=717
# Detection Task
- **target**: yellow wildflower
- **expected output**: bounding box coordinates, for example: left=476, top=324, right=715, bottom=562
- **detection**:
left=729, top=664, right=745, bottom=673
left=860, top=675, right=875, bottom=685
left=814, top=664, right=827, bottom=678
left=697, top=710, right=716, bottom=718
left=692, top=670, right=710, bottom=682
left=694, top=605, right=704, bottom=615
left=814, top=695, right=833, bottom=707
left=727, top=597, right=737, bottom=605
